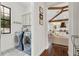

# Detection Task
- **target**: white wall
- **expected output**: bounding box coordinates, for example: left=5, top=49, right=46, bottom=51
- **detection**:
left=31, top=2, right=48, bottom=56
left=69, top=2, right=79, bottom=56
left=1, top=2, right=27, bottom=52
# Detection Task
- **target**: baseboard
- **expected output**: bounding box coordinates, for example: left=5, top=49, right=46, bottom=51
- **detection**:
left=40, top=49, right=48, bottom=56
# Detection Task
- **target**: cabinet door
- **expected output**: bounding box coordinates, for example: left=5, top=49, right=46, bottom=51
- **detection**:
left=63, top=46, right=68, bottom=56
left=52, top=44, right=63, bottom=56
left=52, top=44, right=68, bottom=56
left=22, top=13, right=31, bottom=25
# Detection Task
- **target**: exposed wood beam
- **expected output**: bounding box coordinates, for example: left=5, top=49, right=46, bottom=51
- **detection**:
left=51, top=10, right=62, bottom=20
left=62, top=6, right=68, bottom=9
left=48, top=7, right=63, bottom=10
left=48, top=5, right=68, bottom=10
left=49, top=9, right=68, bottom=22
left=62, top=9, right=68, bottom=12
left=49, top=18, right=68, bottom=22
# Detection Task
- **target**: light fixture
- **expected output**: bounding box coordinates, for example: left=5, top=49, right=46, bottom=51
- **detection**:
left=60, top=22, right=66, bottom=28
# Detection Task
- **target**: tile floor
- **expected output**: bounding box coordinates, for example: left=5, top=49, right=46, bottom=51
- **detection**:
left=1, top=49, right=29, bottom=56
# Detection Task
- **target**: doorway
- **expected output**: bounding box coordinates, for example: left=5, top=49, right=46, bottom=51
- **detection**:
left=47, top=2, right=69, bottom=56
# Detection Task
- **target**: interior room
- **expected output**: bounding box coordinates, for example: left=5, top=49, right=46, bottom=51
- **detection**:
left=0, top=2, right=32, bottom=56
left=0, top=2, right=79, bottom=56
left=47, top=3, right=69, bottom=56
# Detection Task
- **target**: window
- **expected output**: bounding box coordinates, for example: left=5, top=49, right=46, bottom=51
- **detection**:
left=0, top=5, right=11, bottom=34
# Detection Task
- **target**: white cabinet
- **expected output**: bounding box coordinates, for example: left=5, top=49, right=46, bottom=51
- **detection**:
left=22, top=13, right=31, bottom=25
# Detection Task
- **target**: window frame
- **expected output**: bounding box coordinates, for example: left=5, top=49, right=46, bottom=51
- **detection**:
left=1, top=4, right=11, bottom=34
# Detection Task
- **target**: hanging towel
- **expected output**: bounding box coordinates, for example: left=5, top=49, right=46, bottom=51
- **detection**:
left=20, top=31, right=24, bottom=51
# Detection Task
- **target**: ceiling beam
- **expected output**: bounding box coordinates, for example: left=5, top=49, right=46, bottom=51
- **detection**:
left=48, top=5, right=68, bottom=10
left=49, top=9, right=68, bottom=22
left=62, top=6, right=68, bottom=9
left=49, top=18, right=68, bottom=22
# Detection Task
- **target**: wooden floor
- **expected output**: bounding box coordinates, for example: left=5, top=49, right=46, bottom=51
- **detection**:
left=40, top=43, right=68, bottom=56
left=40, top=49, right=48, bottom=56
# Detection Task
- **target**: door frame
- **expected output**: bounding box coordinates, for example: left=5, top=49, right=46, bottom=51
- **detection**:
left=46, top=2, right=70, bottom=56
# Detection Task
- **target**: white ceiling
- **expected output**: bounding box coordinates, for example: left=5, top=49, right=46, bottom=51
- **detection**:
left=45, top=2, right=63, bottom=7
left=16, top=2, right=31, bottom=8
left=53, top=2, right=68, bottom=7
left=16, top=2, right=68, bottom=8
left=47, top=2, right=69, bottom=21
